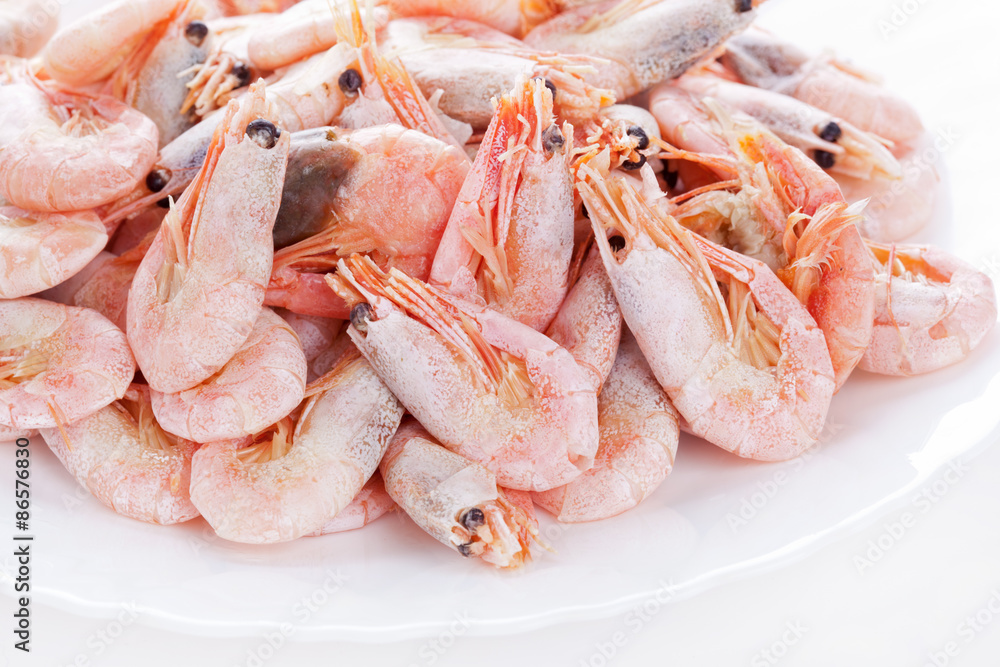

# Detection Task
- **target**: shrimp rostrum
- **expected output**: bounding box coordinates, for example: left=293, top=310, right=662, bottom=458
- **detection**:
left=579, top=165, right=835, bottom=461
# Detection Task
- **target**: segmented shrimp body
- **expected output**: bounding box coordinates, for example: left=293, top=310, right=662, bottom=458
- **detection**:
left=332, top=254, right=599, bottom=491
left=0, top=0, right=59, bottom=58
left=523, top=0, right=763, bottom=102
left=127, top=83, right=289, bottom=394
left=266, top=124, right=469, bottom=318
left=380, top=420, right=536, bottom=568
left=309, top=472, right=396, bottom=535
left=189, top=351, right=404, bottom=543
left=534, top=328, right=679, bottom=522
left=580, top=166, right=834, bottom=461
left=39, top=384, right=199, bottom=525
left=389, top=0, right=558, bottom=38
left=429, top=77, right=575, bottom=332
left=151, top=308, right=307, bottom=443
left=0, top=207, right=107, bottom=299
left=0, top=298, right=135, bottom=430
left=861, top=243, right=997, bottom=376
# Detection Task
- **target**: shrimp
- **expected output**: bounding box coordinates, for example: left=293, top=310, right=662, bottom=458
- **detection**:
left=534, top=328, right=679, bottom=522
left=860, top=243, right=997, bottom=376
left=522, top=0, right=764, bottom=102
left=388, top=0, right=558, bottom=38
left=429, top=76, right=575, bottom=332
left=150, top=308, right=307, bottom=443
left=127, top=82, right=289, bottom=394
left=0, top=207, right=108, bottom=299
left=0, top=76, right=159, bottom=213
left=0, top=0, right=59, bottom=58
left=42, top=0, right=186, bottom=87
left=676, top=73, right=901, bottom=182
left=70, top=240, right=150, bottom=332
left=0, top=298, right=135, bottom=430
left=189, top=350, right=404, bottom=543
left=379, top=17, right=611, bottom=131
left=277, top=310, right=342, bottom=381
left=216, top=0, right=302, bottom=15
left=39, top=384, right=199, bottom=525
left=265, top=124, right=469, bottom=318
left=380, top=420, right=536, bottom=568
left=331, top=254, right=599, bottom=491
left=1, top=425, right=32, bottom=443
left=721, top=27, right=924, bottom=153
left=544, top=244, right=622, bottom=392
left=308, top=472, right=396, bottom=535
left=579, top=166, right=835, bottom=461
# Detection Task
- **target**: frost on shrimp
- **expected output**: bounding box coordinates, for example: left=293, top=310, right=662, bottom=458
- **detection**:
left=127, top=82, right=289, bottom=394
left=380, top=420, right=536, bottom=569
left=429, top=76, right=575, bottom=332
left=0, top=207, right=107, bottom=299
left=860, top=243, right=997, bottom=376
left=189, top=349, right=404, bottom=543
left=307, top=472, right=397, bottom=535
left=579, top=165, right=834, bottom=461
left=39, top=384, right=199, bottom=525
left=389, top=0, right=558, bottom=38
left=0, top=298, right=135, bottom=430
left=534, top=329, right=679, bottom=523
left=332, top=254, right=599, bottom=491
left=151, top=308, right=307, bottom=443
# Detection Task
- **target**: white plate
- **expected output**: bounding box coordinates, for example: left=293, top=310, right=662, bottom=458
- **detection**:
left=2, top=0, right=999, bottom=644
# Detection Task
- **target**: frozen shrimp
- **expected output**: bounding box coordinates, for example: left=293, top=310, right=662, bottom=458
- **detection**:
left=861, top=243, right=997, bottom=376
left=332, top=254, right=599, bottom=491
left=388, top=0, right=557, bottom=38
left=151, top=308, right=307, bottom=443
left=127, top=82, right=289, bottom=393
left=0, top=207, right=107, bottom=299
left=277, top=310, right=342, bottom=381
left=309, top=472, right=396, bottom=535
left=429, top=76, right=574, bottom=332
left=71, top=240, right=150, bottom=332
left=0, top=298, right=135, bottom=430
left=39, top=384, right=199, bottom=525
left=523, top=0, right=764, bottom=102
left=189, top=350, right=404, bottom=543
left=0, top=0, right=59, bottom=58
left=180, top=14, right=266, bottom=121
left=380, top=420, right=536, bottom=568
left=534, top=329, right=679, bottom=522
left=0, top=425, right=33, bottom=443
left=579, top=166, right=835, bottom=461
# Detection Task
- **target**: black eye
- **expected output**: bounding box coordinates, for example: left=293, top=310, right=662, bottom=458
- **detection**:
left=459, top=507, right=485, bottom=530
left=819, top=121, right=842, bottom=143
left=814, top=150, right=835, bottom=170
left=627, top=125, right=650, bottom=151
left=338, top=68, right=362, bottom=94
left=231, top=62, right=251, bottom=88
left=156, top=197, right=170, bottom=209
left=608, top=235, right=626, bottom=252
left=541, top=124, right=565, bottom=153
left=664, top=166, right=679, bottom=190
left=543, top=79, right=557, bottom=99
left=350, top=302, right=375, bottom=332
left=145, top=168, right=171, bottom=193
left=621, top=154, right=647, bottom=171
left=185, top=21, right=208, bottom=47
left=246, top=119, right=280, bottom=149
left=457, top=543, right=473, bottom=557
left=737, top=0, right=753, bottom=12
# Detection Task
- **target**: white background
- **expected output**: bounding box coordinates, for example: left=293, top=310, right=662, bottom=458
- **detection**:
left=5, top=0, right=1000, bottom=665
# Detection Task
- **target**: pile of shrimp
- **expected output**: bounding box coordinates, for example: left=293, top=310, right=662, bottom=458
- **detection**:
left=1, top=0, right=995, bottom=569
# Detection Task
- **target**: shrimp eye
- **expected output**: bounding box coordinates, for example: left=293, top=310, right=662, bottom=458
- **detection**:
left=542, top=124, right=565, bottom=153
left=350, top=302, right=376, bottom=333
left=456, top=543, right=474, bottom=557
left=459, top=507, right=485, bottom=530
left=156, top=197, right=171, bottom=209
left=664, top=166, right=679, bottom=190
left=608, top=235, right=626, bottom=252
left=145, top=168, right=171, bottom=193
left=231, top=61, right=251, bottom=88
left=621, top=154, right=647, bottom=171
left=246, top=119, right=280, bottom=149
left=813, top=150, right=836, bottom=170
left=627, top=125, right=650, bottom=151
left=819, top=121, right=843, bottom=143
left=184, top=21, right=208, bottom=47
left=736, top=0, right=753, bottom=12
left=338, top=68, right=363, bottom=94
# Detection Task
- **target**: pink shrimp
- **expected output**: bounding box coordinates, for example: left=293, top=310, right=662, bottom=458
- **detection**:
left=189, top=351, right=404, bottom=543
left=150, top=308, right=307, bottom=443
left=429, top=76, right=575, bottom=332
left=277, top=310, right=342, bottom=381
left=0, top=76, right=158, bottom=213
left=0, top=425, right=33, bottom=443
left=579, top=165, right=834, bottom=461
left=860, top=243, right=997, bottom=376
left=388, top=0, right=558, bottom=38
left=534, top=328, right=679, bottom=522
left=127, top=82, right=289, bottom=394
left=380, top=420, right=536, bottom=568
left=0, top=298, right=135, bottom=430
left=332, top=254, right=599, bottom=491
left=308, top=472, right=396, bottom=535
left=0, top=207, right=108, bottom=299
left=39, top=384, right=199, bottom=525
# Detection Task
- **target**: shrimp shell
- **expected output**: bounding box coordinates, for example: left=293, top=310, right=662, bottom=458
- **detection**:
left=307, top=472, right=396, bottom=535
